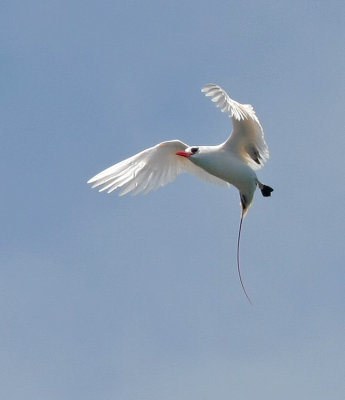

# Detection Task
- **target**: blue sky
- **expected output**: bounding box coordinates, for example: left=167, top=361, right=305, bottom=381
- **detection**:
left=2, top=1, right=345, bottom=399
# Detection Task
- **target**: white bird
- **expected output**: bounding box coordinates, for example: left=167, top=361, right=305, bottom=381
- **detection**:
left=88, top=84, right=273, bottom=303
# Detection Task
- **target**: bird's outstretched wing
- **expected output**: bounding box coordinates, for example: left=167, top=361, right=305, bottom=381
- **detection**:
left=202, top=83, right=269, bottom=170
left=87, top=140, right=228, bottom=196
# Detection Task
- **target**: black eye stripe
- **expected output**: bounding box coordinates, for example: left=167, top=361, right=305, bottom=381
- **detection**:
left=191, top=147, right=198, bottom=154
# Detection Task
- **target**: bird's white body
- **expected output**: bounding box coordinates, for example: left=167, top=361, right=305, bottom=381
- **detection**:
left=188, top=144, right=258, bottom=209
left=88, top=83, right=272, bottom=216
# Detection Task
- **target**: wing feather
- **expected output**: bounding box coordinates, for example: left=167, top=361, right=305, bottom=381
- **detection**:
left=202, top=83, right=269, bottom=170
left=87, top=140, right=228, bottom=196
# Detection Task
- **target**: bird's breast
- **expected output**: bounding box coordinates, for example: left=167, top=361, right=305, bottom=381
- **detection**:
left=191, top=148, right=257, bottom=192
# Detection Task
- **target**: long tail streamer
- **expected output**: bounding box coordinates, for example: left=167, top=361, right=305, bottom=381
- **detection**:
left=237, top=213, right=253, bottom=304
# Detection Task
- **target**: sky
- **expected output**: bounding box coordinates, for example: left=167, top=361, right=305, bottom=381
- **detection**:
left=2, top=1, right=345, bottom=399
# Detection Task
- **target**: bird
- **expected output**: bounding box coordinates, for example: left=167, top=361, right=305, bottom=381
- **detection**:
left=87, top=83, right=273, bottom=303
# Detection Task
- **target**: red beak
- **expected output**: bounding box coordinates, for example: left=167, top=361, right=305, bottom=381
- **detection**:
left=176, top=151, right=192, bottom=158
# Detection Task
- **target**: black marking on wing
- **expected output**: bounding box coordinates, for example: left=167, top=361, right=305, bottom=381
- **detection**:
left=247, top=145, right=262, bottom=165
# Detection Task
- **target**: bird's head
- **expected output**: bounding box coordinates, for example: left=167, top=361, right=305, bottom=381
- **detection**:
left=175, top=146, right=199, bottom=158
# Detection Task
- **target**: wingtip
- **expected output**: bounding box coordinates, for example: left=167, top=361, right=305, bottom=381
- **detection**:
left=201, top=83, right=217, bottom=93
left=87, top=174, right=99, bottom=184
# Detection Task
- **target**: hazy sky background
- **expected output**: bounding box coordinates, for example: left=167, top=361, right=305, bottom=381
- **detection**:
left=2, top=1, right=345, bottom=399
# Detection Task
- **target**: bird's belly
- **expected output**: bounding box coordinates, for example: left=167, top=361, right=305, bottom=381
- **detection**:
left=193, top=153, right=256, bottom=192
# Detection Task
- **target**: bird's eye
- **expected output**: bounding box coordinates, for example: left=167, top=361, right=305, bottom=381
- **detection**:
left=190, top=147, right=199, bottom=154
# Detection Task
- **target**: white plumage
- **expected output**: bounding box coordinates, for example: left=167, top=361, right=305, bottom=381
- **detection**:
left=88, top=139, right=228, bottom=196
left=88, top=83, right=273, bottom=302
left=88, top=83, right=271, bottom=215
